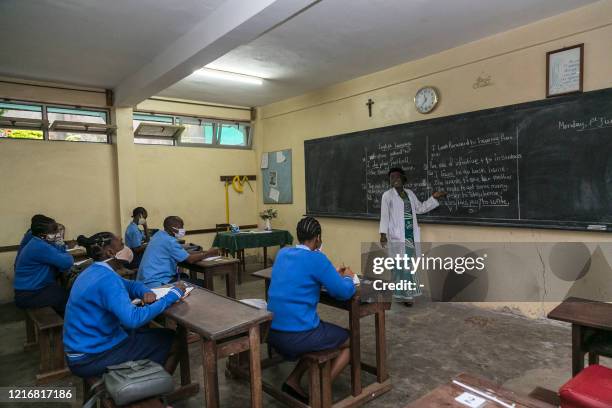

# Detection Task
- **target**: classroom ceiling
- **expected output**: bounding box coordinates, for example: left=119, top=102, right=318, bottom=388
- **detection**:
left=159, top=0, right=598, bottom=107
left=0, top=0, right=599, bottom=108
left=0, top=0, right=226, bottom=88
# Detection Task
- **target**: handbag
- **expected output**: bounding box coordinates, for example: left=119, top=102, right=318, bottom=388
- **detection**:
left=83, top=360, right=173, bottom=407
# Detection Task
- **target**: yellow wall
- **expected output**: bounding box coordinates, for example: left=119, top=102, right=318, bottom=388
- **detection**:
left=0, top=140, right=119, bottom=302
left=255, top=0, right=612, bottom=317
left=0, top=82, right=257, bottom=303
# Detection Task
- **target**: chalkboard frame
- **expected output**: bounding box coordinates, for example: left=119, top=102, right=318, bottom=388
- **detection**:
left=305, top=88, right=612, bottom=232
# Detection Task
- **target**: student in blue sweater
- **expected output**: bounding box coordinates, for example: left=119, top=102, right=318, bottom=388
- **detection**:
left=137, top=216, right=218, bottom=288
left=14, top=214, right=50, bottom=266
left=267, top=217, right=356, bottom=402
left=14, top=216, right=73, bottom=314
left=124, top=207, right=149, bottom=268
left=63, top=232, right=187, bottom=378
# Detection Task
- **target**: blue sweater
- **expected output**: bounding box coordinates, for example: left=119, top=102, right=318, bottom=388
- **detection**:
left=137, top=230, right=189, bottom=288
left=267, top=246, right=356, bottom=332
left=14, top=229, right=33, bottom=267
left=14, top=237, right=73, bottom=291
left=125, top=222, right=144, bottom=249
left=63, top=262, right=183, bottom=356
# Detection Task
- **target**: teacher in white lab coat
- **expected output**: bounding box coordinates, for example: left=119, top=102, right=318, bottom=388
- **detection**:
left=379, top=167, right=446, bottom=305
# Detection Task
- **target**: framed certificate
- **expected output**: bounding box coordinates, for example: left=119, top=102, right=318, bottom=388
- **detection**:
left=546, top=44, right=583, bottom=98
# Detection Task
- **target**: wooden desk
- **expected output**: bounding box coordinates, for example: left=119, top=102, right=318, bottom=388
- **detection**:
left=252, top=267, right=392, bottom=407
left=405, top=373, right=554, bottom=408
left=179, top=257, right=239, bottom=298
left=163, top=287, right=272, bottom=408
left=547, top=297, right=612, bottom=376
left=67, top=247, right=88, bottom=261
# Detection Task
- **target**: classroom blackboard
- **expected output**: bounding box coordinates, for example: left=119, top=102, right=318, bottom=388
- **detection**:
left=305, top=88, right=612, bottom=231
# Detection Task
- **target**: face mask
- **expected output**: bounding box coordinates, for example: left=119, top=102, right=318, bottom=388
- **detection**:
left=115, top=246, right=134, bottom=263
left=45, top=233, right=61, bottom=243
left=137, top=217, right=146, bottom=226
left=173, top=228, right=186, bottom=239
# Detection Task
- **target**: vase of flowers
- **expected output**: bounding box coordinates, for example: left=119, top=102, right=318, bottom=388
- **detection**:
left=259, top=208, right=278, bottom=231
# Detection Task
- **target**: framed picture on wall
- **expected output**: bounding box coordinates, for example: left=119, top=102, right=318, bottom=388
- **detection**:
left=546, top=44, right=583, bottom=98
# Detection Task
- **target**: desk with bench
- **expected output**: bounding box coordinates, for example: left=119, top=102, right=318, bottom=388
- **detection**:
left=252, top=267, right=392, bottom=407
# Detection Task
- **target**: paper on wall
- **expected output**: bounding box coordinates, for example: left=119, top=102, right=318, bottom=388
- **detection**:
left=276, top=151, right=286, bottom=163
left=260, top=153, right=269, bottom=169
left=269, top=187, right=280, bottom=202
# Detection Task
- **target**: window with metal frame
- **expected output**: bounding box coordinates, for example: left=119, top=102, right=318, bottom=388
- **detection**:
left=0, top=101, right=112, bottom=143
left=176, top=116, right=215, bottom=145
left=133, top=111, right=252, bottom=149
left=217, top=122, right=250, bottom=146
left=48, top=106, right=109, bottom=143
left=0, top=102, right=45, bottom=140
left=133, top=113, right=178, bottom=146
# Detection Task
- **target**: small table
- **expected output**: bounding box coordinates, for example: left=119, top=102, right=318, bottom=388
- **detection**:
left=547, top=297, right=612, bottom=376
left=178, top=257, right=239, bottom=298
left=163, top=287, right=272, bottom=408
left=213, top=230, right=293, bottom=278
left=252, top=267, right=392, bottom=407
left=405, top=373, right=554, bottom=407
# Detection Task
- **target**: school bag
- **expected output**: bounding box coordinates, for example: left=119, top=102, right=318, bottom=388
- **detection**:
left=83, top=360, right=174, bottom=407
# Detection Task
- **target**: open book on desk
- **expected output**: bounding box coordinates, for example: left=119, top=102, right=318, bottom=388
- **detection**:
left=131, top=286, right=194, bottom=305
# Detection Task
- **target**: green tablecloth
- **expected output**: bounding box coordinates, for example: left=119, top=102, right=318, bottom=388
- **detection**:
left=212, top=229, right=293, bottom=254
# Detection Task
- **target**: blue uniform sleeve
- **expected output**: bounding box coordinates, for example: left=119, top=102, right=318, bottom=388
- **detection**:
left=313, top=255, right=356, bottom=301
left=121, top=278, right=153, bottom=299
left=102, top=275, right=184, bottom=329
left=169, top=239, right=189, bottom=262
left=34, top=243, right=74, bottom=271
left=125, top=225, right=143, bottom=249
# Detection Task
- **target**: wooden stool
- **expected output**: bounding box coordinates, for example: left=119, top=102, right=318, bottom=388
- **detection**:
left=25, top=307, right=70, bottom=384
left=84, top=378, right=165, bottom=408
left=303, top=348, right=341, bottom=408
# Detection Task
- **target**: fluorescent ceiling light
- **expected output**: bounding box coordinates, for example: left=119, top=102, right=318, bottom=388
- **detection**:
left=194, top=68, right=263, bottom=85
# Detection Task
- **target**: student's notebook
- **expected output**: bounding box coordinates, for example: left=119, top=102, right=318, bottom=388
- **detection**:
left=131, top=286, right=193, bottom=305
left=151, top=286, right=193, bottom=299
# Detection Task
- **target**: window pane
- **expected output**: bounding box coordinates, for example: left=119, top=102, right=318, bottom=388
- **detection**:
left=134, top=137, right=174, bottom=146
left=133, top=113, right=174, bottom=133
left=177, top=117, right=214, bottom=144
left=48, top=132, right=107, bottom=143
left=0, top=102, right=44, bottom=140
left=47, top=106, right=107, bottom=124
left=47, top=106, right=108, bottom=143
left=218, top=123, right=249, bottom=146
left=0, top=128, right=43, bottom=139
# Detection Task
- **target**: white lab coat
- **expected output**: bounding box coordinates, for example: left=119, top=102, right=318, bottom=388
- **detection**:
left=379, top=188, right=439, bottom=245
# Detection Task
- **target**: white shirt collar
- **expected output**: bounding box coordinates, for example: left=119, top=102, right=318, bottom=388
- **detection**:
left=295, top=244, right=311, bottom=251
left=95, top=261, right=115, bottom=272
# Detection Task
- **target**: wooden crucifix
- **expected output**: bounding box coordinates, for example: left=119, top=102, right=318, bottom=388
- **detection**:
left=366, top=98, right=374, bottom=117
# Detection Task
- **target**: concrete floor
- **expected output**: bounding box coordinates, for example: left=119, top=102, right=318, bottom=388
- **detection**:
left=0, top=263, right=585, bottom=407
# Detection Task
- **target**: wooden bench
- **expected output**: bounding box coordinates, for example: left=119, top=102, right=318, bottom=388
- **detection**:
left=84, top=378, right=165, bottom=408
left=303, top=348, right=342, bottom=408
left=24, top=307, right=70, bottom=383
